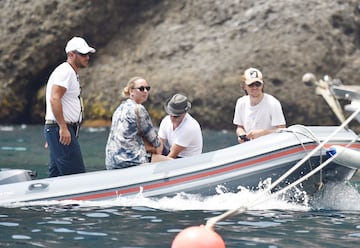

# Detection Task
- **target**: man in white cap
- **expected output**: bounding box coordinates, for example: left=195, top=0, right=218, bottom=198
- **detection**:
left=158, top=93, right=203, bottom=158
left=233, top=67, right=286, bottom=143
left=44, top=37, right=95, bottom=177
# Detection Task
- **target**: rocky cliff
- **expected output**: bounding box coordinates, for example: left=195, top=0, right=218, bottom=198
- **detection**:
left=1, top=0, right=359, bottom=130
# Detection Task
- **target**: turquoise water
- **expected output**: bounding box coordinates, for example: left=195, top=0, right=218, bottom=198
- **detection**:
left=0, top=125, right=238, bottom=178
left=1, top=206, right=360, bottom=247
left=1, top=125, right=360, bottom=247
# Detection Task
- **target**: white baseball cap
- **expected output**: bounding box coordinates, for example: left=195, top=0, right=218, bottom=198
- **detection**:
left=65, top=37, right=96, bottom=54
left=243, top=67, right=264, bottom=85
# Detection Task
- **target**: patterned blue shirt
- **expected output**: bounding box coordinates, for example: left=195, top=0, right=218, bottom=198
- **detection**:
left=105, top=99, right=160, bottom=169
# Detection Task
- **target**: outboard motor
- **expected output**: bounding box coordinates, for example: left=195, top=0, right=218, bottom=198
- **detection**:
left=0, top=168, right=37, bottom=185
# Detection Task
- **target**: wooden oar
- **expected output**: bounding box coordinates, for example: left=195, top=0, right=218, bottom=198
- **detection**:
left=205, top=106, right=360, bottom=230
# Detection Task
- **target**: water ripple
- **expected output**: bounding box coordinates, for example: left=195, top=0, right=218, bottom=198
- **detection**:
left=76, top=231, right=108, bottom=236
left=12, top=235, right=31, bottom=240
left=0, top=222, right=19, bottom=227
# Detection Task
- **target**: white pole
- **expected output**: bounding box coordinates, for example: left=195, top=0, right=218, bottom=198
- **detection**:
left=265, top=106, right=360, bottom=196
left=206, top=107, right=360, bottom=230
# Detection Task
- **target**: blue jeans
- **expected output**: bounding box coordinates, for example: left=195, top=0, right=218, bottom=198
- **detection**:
left=44, top=124, right=86, bottom=177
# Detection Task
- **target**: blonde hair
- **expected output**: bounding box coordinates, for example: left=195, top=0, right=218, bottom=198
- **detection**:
left=122, top=76, right=143, bottom=98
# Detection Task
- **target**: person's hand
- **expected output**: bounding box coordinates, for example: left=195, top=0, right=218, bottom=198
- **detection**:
left=246, top=129, right=264, bottom=140
left=59, top=126, right=71, bottom=145
left=237, top=134, right=249, bottom=143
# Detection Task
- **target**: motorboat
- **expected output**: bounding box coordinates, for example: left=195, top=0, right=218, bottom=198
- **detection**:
left=0, top=124, right=359, bottom=205
left=1, top=73, right=360, bottom=205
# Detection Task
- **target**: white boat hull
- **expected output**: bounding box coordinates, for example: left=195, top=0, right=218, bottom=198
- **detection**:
left=0, top=125, right=359, bottom=205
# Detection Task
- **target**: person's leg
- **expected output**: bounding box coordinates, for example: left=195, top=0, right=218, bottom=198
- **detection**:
left=44, top=125, right=60, bottom=177
left=58, top=125, right=86, bottom=175
left=45, top=125, right=85, bottom=177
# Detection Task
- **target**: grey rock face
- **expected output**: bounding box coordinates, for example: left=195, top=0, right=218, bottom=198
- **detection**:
left=0, top=0, right=359, bottom=130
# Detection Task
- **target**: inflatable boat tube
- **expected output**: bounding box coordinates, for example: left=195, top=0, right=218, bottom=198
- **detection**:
left=328, top=145, right=360, bottom=169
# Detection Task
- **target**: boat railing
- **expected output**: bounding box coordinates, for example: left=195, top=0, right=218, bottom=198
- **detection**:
left=302, top=73, right=360, bottom=124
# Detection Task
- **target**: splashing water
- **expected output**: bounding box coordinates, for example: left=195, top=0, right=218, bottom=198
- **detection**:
left=3, top=178, right=359, bottom=213
left=311, top=181, right=360, bottom=211
left=3, top=179, right=310, bottom=212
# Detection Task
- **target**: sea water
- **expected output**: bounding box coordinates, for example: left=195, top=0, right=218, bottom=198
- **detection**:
left=1, top=125, right=360, bottom=247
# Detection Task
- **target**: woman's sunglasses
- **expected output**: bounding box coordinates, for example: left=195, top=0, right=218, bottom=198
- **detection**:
left=133, top=86, right=151, bottom=92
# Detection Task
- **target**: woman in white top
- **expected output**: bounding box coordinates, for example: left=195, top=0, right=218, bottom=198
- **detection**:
left=233, top=67, right=286, bottom=143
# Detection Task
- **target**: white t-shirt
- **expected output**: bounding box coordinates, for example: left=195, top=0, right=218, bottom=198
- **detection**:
left=158, top=113, right=203, bottom=157
left=45, top=62, right=82, bottom=123
left=233, top=93, right=286, bottom=132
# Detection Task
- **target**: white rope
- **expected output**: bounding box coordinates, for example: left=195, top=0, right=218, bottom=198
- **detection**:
left=264, top=107, right=360, bottom=196
left=230, top=134, right=359, bottom=217
left=273, top=135, right=359, bottom=198
left=206, top=107, right=360, bottom=229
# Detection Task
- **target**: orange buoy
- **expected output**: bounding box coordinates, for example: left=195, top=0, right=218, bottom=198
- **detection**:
left=171, top=225, right=225, bottom=248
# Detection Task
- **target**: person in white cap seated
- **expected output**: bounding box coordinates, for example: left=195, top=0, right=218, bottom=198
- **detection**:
left=158, top=94, right=203, bottom=158
left=233, top=67, right=286, bottom=143
left=44, top=37, right=95, bottom=177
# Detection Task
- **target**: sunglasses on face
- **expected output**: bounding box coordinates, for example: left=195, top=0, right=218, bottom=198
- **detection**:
left=132, top=86, right=151, bottom=92
left=248, top=81, right=262, bottom=88
left=74, top=51, right=90, bottom=57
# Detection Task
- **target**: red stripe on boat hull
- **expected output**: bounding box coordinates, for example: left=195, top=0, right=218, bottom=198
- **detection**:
left=67, top=143, right=360, bottom=201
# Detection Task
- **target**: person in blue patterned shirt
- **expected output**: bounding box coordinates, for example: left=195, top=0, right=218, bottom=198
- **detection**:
left=105, top=77, right=169, bottom=169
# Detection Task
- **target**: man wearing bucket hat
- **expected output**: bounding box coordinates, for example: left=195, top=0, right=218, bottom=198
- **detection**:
left=233, top=67, right=286, bottom=143
left=158, top=94, right=203, bottom=158
left=44, top=37, right=95, bottom=177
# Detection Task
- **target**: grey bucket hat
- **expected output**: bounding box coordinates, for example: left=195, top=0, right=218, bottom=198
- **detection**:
left=164, top=94, right=192, bottom=116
